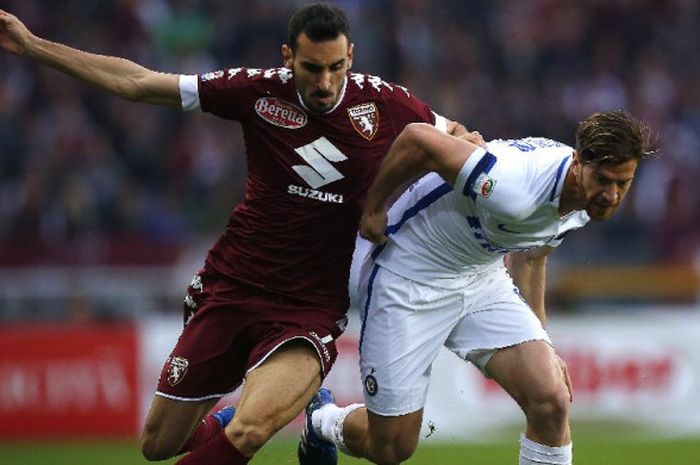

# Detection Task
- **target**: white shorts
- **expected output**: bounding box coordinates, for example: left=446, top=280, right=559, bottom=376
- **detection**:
left=358, top=262, right=551, bottom=416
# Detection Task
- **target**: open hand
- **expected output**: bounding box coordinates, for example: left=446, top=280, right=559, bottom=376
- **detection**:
left=557, top=353, right=574, bottom=402
left=462, top=130, right=486, bottom=148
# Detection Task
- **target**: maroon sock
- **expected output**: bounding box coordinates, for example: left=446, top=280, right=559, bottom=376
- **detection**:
left=176, top=430, right=250, bottom=465
left=177, top=415, right=222, bottom=455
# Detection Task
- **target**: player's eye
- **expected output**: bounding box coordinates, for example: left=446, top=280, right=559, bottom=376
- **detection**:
left=618, top=179, right=631, bottom=189
left=303, top=63, right=323, bottom=73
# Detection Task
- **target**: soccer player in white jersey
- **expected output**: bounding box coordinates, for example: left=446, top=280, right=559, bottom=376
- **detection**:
left=307, top=111, right=655, bottom=465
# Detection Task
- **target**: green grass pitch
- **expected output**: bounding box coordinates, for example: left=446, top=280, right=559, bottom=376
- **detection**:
left=1, top=439, right=699, bottom=465
left=2, top=427, right=699, bottom=465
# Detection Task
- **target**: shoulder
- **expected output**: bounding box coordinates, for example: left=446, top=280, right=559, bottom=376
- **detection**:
left=199, top=66, right=295, bottom=94
left=487, top=137, right=571, bottom=156
left=467, top=139, right=572, bottom=221
left=347, top=72, right=423, bottom=104
left=196, top=66, right=297, bottom=119
left=221, top=66, right=295, bottom=90
left=487, top=138, right=573, bottom=178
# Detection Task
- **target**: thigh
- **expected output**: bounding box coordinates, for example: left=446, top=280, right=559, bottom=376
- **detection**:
left=158, top=272, right=254, bottom=400
left=485, top=340, right=564, bottom=406
left=229, top=340, right=322, bottom=434
left=160, top=272, right=346, bottom=400
left=445, top=267, right=550, bottom=376
left=359, top=265, right=462, bottom=416
left=156, top=307, right=249, bottom=400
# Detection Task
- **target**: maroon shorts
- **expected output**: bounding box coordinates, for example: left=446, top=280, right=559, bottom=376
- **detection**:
left=156, top=270, right=348, bottom=400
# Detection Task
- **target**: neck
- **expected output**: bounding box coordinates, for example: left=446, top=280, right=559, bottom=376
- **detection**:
left=558, top=166, right=581, bottom=216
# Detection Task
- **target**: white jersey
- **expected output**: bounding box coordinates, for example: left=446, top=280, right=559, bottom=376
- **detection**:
left=373, top=137, right=590, bottom=289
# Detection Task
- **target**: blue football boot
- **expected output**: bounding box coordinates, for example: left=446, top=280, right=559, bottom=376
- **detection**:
left=212, top=405, right=236, bottom=427
left=298, top=388, right=338, bottom=465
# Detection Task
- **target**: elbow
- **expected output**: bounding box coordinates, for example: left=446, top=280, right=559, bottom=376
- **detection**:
left=123, top=78, right=147, bottom=102
left=110, top=79, right=143, bottom=102
left=509, top=248, right=550, bottom=269
left=117, top=70, right=153, bottom=103
left=397, top=123, right=441, bottom=170
left=401, top=122, right=433, bottom=144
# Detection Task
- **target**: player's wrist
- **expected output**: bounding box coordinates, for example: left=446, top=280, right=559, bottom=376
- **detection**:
left=23, top=34, right=44, bottom=59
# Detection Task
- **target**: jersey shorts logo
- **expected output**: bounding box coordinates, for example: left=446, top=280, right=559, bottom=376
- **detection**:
left=255, top=97, right=307, bottom=129
left=166, top=356, right=189, bottom=386
left=347, top=102, right=379, bottom=140
left=364, top=374, right=378, bottom=396
left=474, top=172, right=496, bottom=198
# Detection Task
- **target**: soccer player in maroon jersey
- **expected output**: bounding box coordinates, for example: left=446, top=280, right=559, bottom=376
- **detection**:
left=0, top=4, right=465, bottom=465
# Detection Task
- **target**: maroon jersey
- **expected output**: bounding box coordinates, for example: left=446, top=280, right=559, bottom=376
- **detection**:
left=189, top=67, right=436, bottom=315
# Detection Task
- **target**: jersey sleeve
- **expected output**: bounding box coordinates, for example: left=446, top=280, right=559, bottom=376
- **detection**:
left=178, top=68, right=259, bottom=120
left=454, top=148, right=537, bottom=221
left=545, top=212, right=590, bottom=248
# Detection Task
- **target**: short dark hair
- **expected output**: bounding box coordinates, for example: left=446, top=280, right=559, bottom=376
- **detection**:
left=288, top=3, right=350, bottom=52
left=576, top=110, right=656, bottom=165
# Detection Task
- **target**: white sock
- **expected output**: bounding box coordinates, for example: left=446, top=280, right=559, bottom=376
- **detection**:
left=311, top=403, right=364, bottom=456
left=519, top=433, right=572, bottom=465
left=311, top=403, right=341, bottom=438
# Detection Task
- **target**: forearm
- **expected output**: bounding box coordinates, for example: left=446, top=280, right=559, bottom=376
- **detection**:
left=25, top=36, right=180, bottom=106
left=507, top=251, right=548, bottom=325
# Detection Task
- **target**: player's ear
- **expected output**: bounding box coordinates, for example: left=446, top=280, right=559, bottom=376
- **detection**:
left=571, top=151, right=582, bottom=175
left=282, top=44, right=293, bottom=69
left=347, top=42, right=354, bottom=69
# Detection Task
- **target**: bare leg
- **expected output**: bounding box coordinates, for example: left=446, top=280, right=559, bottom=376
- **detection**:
left=338, top=406, right=423, bottom=465
left=486, top=340, right=571, bottom=445
left=141, top=395, right=219, bottom=461
left=225, top=340, right=323, bottom=456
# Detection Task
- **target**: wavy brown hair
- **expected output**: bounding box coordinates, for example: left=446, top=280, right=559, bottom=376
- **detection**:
left=576, top=110, right=656, bottom=165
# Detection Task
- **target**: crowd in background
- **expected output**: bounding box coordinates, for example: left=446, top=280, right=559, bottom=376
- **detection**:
left=0, top=0, right=699, bottom=317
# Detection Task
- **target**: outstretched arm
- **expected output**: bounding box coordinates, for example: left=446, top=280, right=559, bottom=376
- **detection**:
left=0, top=9, right=180, bottom=106
left=359, top=122, right=483, bottom=243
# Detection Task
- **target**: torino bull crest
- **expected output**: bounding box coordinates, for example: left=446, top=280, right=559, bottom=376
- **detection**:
left=348, top=103, right=379, bottom=140
left=166, top=356, right=190, bottom=386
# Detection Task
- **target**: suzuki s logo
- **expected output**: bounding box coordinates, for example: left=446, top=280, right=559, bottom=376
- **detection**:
left=292, top=137, right=348, bottom=189
left=255, top=97, right=307, bottom=129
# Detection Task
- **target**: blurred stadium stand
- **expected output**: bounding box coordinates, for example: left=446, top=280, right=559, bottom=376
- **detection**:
left=1, top=0, right=699, bottom=321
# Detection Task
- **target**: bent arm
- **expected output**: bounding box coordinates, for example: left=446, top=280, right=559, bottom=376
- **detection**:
left=0, top=10, right=180, bottom=106
left=359, top=122, right=481, bottom=243
left=506, top=246, right=554, bottom=325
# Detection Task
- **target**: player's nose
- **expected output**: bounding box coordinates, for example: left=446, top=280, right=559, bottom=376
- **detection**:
left=317, top=70, right=332, bottom=90
left=601, top=184, right=618, bottom=204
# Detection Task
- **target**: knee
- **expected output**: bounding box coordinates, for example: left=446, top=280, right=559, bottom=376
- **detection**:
left=521, top=384, right=570, bottom=423
left=226, top=417, right=276, bottom=454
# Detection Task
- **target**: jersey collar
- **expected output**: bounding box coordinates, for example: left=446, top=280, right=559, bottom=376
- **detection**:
left=549, top=154, right=573, bottom=210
